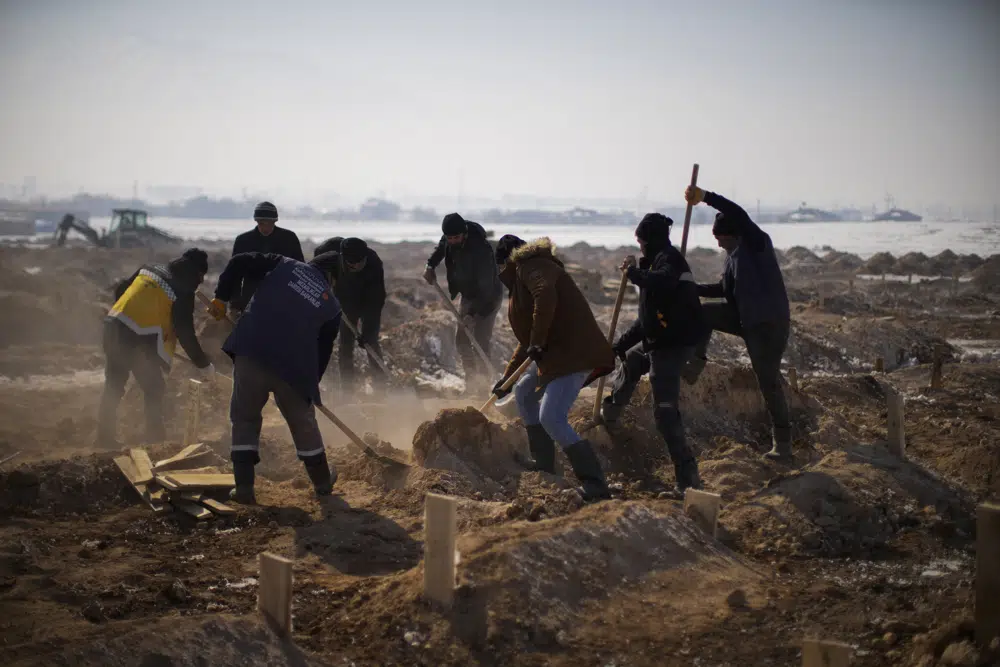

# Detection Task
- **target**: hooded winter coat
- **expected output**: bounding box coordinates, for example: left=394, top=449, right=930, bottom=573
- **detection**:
left=500, top=238, right=615, bottom=387
left=426, top=220, right=503, bottom=316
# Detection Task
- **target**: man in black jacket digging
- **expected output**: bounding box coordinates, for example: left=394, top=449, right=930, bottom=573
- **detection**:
left=422, top=213, right=503, bottom=390
left=683, top=185, right=793, bottom=461
left=314, top=237, right=388, bottom=392
left=600, top=213, right=706, bottom=495
left=228, top=201, right=304, bottom=314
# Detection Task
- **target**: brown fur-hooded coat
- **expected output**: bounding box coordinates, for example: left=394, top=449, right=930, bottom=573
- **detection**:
left=499, top=238, right=615, bottom=387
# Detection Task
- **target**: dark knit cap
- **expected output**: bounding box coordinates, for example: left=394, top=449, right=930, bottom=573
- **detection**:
left=254, top=201, right=278, bottom=221
left=314, top=236, right=344, bottom=258
left=341, top=237, right=368, bottom=263
left=712, top=212, right=741, bottom=236
left=634, top=213, right=673, bottom=251
left=441, top=212, right=467, bottom=236
left=308, top=252, right=339, bottom=278
left=494, top=234, right=526, bottom=265
left=180, top=248, right=209, bottom=275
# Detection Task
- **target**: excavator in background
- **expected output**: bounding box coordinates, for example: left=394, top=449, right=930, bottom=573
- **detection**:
left=54, top=208, right=181, bottom=248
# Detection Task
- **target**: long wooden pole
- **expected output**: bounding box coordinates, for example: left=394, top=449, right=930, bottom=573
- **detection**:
left=680, top=163, right=700, bottom=256
left=591, top=273, right=630, bottom=420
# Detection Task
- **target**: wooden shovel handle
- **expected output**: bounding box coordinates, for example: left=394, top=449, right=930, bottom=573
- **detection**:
left=591, top=270, right=630, bottom=419
left=480, top=356, right=534, bottom=412
left=679, top=163, right=700, bottom=257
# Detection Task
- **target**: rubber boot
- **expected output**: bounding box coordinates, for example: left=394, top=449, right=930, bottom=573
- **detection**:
left=521, top=424, right=556, bottom=474
left=304, top=453, right=337, bottom=497
left=229, top=461, right=257, bottom=505
left=563, top=440, right=612, bottom=502
left=680, top=356, right=707, bottom=386
left=674, top=458, right=703, bottom=495
left=600, top=397, right=622, bottom=425
left=763, top=426, right=794, bottom=462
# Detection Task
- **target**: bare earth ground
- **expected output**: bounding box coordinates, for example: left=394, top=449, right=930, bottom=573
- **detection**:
left=1, top=238, right=999, bottom=666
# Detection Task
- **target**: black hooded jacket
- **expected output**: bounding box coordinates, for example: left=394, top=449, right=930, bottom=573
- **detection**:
left=313, top=237, right=386, bottom=318
left=426, top=220, right=503, bottom=316
left=616, top=216, right=705, bottom=352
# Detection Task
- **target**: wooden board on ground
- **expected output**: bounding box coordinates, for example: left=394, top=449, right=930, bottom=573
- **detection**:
left=423, top=493, right=458, bottom=607
left=160, top=472, right=235, bottom=489
left=178, top=490, right=204, bottom=502
left=129, top=448, right=155, bottom=485
left=114, top=455, right=167, bottom=512
left=171, top=498, right=213, bottom=520
left=154, top=443, right=209, bottom=471
left=801, top=638, right=851, bottom=667
left=258, top=552, right=294, bottom=635
left=683, top=488, right=722, bottom=538
left=201, top=498, right=237, bottom=516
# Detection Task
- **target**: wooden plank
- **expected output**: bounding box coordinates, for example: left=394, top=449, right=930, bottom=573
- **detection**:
left=423, top=492, right=458, bottom=607
left=874, top=357, right=884, bottom=373
left=154, top=443, right=208, bottom=470
left=179, top=490, right=204, bottom=502
left=930, top=347, right=944, bottom=390
left=115, top=456, right=168, bottom=512
left=258, top=552, right=294, bottom=635
left=977, top=502, right=1000, bottom=646
left=161, top=473, right=236, bottom=489
left=787, top=367, right=799, bottom=393
left=129, top=448, right=155, bottom=484
left=171, top=498, right=213, bottom=520
left=886, top=389, right=905, bottom=457
left=684, top=489, right=722, bottom=539
left=201, top=498, right=237, bottom=516
left=183, top=379, right=203, bottom=447
left=154, top=474, right=181, bottom=491
left=154, top=451, right=217, bottom=472
left=145, top=487, right=168, bottom=503
left=802, top=638, right=851, bottom=667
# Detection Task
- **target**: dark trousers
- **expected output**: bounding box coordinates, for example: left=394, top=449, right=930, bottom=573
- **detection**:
left=607, top=345, right=696, bottom=467
left=338, top=307, right=386, bottom=390
left=456, top=298, right=500, bottom=380
left=230, top=355, right=326, bottom=466
left=695, top=302, right=791, bottom=436
left=97, top=320, right=166, bottom=442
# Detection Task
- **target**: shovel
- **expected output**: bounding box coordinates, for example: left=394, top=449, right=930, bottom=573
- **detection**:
left=195, top=291, right=410, bottom=471
left=479, top=357, right=533, bottom=413
left=429, top=281, right=497, bottom=374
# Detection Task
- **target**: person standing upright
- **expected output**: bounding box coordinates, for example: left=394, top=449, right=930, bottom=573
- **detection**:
left=422, top=213, right=503, bottom=390
left=228, top=201, right=304, bottom=315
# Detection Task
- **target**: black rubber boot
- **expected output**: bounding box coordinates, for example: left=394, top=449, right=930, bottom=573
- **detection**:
left=763, top=426, right=794, bottom=462
left=563, top=440, right=612, bottom=502
left=304, top=454, right=337, bottom=497
left=523, top=424, right=556, bottom=474
left=674, top=458, right=703, bottom=495
left=229, top=461, right=257, bottom=505
left=599, top=396, right=623, bottom=425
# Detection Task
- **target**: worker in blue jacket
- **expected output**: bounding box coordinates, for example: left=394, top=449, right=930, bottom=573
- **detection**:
left=208, top=252, right=342, bottom=504
left=683, top=185, right=793, bottom=461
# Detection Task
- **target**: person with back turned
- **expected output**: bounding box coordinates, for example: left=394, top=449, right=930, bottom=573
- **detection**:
left=228, top=201, right=304, bottom=315
left=422, top=213, right=503, bottom=391
left=490, top=235, right=616, bottom=502
left=313, top=236, right=388, bottom=393
left=207, top=251, right=342, bottom=504
left=682, top=185, right=793, bottom=462
left=599, top=213, right=706, bottom=496
left=97, top=249, right=215, bottom=446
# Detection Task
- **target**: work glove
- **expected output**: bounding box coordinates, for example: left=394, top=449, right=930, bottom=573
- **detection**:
left=492, top=378, right=512, bottom=399
left=207, top=298, right=227, bottom=321
left=196, top=363, right=216, bottom=381
left=422, top=266, right=436, bottom=285
left=685, top=185, right=705, bottom=206
left=619, top=255, right=638, bottom=273
left=526, top=345, right=545, bottom=361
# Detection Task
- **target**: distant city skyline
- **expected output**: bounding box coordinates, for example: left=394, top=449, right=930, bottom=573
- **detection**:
left=2, top=1, right=998, bottom=211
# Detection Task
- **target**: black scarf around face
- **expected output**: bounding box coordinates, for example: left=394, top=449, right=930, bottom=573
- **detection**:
left=634, top=213, right=672, bottom=260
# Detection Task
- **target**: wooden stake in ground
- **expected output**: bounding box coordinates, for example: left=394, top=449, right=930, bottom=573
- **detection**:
left=977, top=502, right=1000, bottom=646
left=679, top=163, right=700, bottom=257
left=423, top=492, right=458, bottom=607
left=874, top=357, right=884, bottom=373
left=258, top=552, right=294, bottom=635
left=183, top=379, right=203, bottom=447
left=787, top=367, right=799, bottom=393
left=592, top=271, right=629, bottom=420
left=886, top=388, right=905, bottom=457
left=930, top=346, right=944, bottom=390
left=801, top=639, right=851, bottom=667
left=683, top=488, right=721, bottom=538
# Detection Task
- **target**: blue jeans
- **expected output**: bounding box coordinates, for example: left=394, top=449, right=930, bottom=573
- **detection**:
left=513, top=364, right=590, bottom=448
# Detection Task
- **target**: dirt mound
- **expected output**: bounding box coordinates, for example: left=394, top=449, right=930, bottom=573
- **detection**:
left=5, top=616, right=337, bottom=667
left=971, top=254, right=1000, bottom=290
left=822, top=250, right=864, bottom=271
left=784, top=246, right=822, bottom=264
left=860, top=251, right=896, bottom=274
left=0, top=456, right=134, bottom=516
left=892, top=251, right=933, bottom=276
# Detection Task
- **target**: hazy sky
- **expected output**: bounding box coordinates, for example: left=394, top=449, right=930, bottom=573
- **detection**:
left=1, top=0, right=998, bottom=209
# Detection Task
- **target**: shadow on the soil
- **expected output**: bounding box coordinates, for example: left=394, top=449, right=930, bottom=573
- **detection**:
left=293, top=496, right=421, bottom=576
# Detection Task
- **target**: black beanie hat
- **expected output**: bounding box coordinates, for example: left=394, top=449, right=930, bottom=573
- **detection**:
left=180, top=248, right=209, bottom=275
left=314, top=236, right=343, bottom=258
left=441, top=212, right=467, bottom=236
left=712, top=212, right=741, bottom=236
left=341, top=237, right=368, bottom=263
left=494, top=234, right=526, bottom=265
left=308, top=251, right=339, bottom=278
left=254, top=201, right=278, bottom=221
left=634, top=213, right=673, bottom=251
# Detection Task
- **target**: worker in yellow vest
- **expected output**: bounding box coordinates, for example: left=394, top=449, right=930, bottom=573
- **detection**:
left=97, top=248, right=215, bottom=446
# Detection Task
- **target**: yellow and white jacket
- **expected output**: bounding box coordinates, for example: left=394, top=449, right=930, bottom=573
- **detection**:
left=108, top=269, right=178, bottom=364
